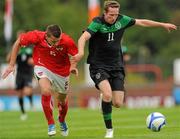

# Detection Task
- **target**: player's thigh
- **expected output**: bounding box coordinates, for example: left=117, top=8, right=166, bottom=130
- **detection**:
left=17, top=89, right=24, bottom=97
left=51, top=75, right=69, bottom=107
left=34, top=66, right=53, bottom=95
left=53, top=75, right=69, bottom=94
left=112, top=91, right=124, bottom=108
left=89, top=67, right=110, bottom=90
left=23, top=86, right=33, bottom=96
left=15, top=73, right=23, bottom=90
left=38, top=78, right=52, bottom=95
left=110, top=70, right=125, bottom=91
left=98, top=80, right=112, bottom=101
left=110, top=71, right=125, bottom=107
left=23, top=76, right=33, bottom=95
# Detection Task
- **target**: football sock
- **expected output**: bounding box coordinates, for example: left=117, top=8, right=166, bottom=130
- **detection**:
left=102, top=100, right=112, bottom=129
left=18, top=97, right=25, bottom=114
left=41, top=94, right=54, bottom=125
left=28, top=95, right=33, bottom=107
left=58, top=100, right=68, bottom=123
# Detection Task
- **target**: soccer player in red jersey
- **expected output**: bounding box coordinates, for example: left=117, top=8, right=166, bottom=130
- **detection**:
left=2, top=24, right=78, bottom=137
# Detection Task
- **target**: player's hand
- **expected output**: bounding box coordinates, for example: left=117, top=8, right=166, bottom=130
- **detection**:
left=70, top=67, right=78, bottom=77
left=163, top=23, right=177, bottom=32
left=72, top=53, right=84, bottom=62
left=1, top=64, right=15, bottom=79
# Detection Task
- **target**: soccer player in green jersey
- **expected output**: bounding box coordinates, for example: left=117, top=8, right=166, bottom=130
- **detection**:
left=73, top=0, right=177, bottom=138
left=6, top=31, right=34, bottom=121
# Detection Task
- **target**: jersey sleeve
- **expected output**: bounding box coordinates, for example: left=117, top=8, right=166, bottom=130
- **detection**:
left=86, top=17, right=101, bottom=36
left=120, top=15, right=136, bottom=29
left=19, top=30, right=39, bottom=46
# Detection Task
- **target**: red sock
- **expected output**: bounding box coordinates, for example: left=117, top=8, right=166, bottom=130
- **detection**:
left=41, top=95, right=54, bottom=125
left=58, top=99, right=68, bottom=123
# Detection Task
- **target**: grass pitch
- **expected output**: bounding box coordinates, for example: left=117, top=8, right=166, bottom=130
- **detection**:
left=0, top=106, right=180, bottom=139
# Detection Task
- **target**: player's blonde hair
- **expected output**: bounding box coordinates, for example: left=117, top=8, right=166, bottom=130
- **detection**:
left=104, top=0, right=120, bottom=12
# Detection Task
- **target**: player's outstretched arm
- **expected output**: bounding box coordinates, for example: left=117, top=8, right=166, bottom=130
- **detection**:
left=70, top=58, right=78, bottom=76
left=72, top=31, right=91, bottom=62
left=1, top=38, right=21, bottom=79
left=135, top=19, right=177, bottom=32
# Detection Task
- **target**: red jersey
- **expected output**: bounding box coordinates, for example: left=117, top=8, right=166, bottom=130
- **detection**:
left=19, top=30, right=78, bottom=77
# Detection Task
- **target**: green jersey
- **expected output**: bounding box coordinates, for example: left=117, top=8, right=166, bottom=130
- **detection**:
left=17, top=46, right=33, bottom=74
left=86, top=14, right=135, bottom=70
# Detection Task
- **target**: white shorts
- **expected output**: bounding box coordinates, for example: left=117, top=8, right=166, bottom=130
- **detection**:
left=34, top=65, right=69, bottom=94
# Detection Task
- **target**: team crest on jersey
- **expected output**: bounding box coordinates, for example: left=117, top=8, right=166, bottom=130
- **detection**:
left=56, top=46, right=63, bottom=51
left=50, top=51, right=56, bottom=56
left=115, top=22, right=121, bottom=29
left=96, top=73, right=101, bottom=79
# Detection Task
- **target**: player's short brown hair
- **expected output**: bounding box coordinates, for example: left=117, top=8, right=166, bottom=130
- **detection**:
left=104, top=0, right=120, bottom=12
left=46, top=24, right=62, bottom=38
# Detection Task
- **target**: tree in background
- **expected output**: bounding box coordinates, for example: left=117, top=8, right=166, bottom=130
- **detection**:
left=0, top=0, right=179, bottom=78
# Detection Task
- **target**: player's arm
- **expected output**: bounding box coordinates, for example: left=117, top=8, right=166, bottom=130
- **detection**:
left=135, top=19, right=177, bottom=32
left=70, top=57, right=78, bottom=76
left=72, top=31, right=91, bottom=62
left=6, top=51, right=11, bottom=62
left=1, top=37, right=21, bottom=79
left=67, top=37, right=79, bottom=76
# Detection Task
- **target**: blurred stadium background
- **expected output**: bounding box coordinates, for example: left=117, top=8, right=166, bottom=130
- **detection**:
left=0, top=0, right=180, bottom=138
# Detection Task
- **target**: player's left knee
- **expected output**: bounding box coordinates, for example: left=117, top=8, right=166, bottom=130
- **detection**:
left=23, top=87, right=32, bottom=95
left=113, top=101, right=123, bottom=108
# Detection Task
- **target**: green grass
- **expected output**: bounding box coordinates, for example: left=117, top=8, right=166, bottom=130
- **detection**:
left=0, top=106, right=180, bottom=139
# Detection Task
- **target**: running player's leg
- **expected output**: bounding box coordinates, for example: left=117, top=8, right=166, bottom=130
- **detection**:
left=98, top=80, right=114, bottom=138
left=56, top=93, right=69, bottom=136
left=107, top=71, right=125, bottom=138
left=39, top=78, right=56, bottom=136
left=17, top=90, right=24, bottom=113
left=51, top=73, right=69, bottom=136
left=23, top=75, right=33, bottom=108
left=23, top=86, right=33, bottom=108
left=57, top=93, right=68, bottom=123
left=17, top=89, right=27, bottom=120
left=112, top=91, right=124, bottom=108
left=90, top=68, right=113, bottom=138
left=16, top=75, right=27, bottom=120
left=111, top=71, right=125, bottom=108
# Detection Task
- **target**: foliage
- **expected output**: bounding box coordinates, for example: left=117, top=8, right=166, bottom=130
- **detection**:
left=0, top=0, right=179, bottom=77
